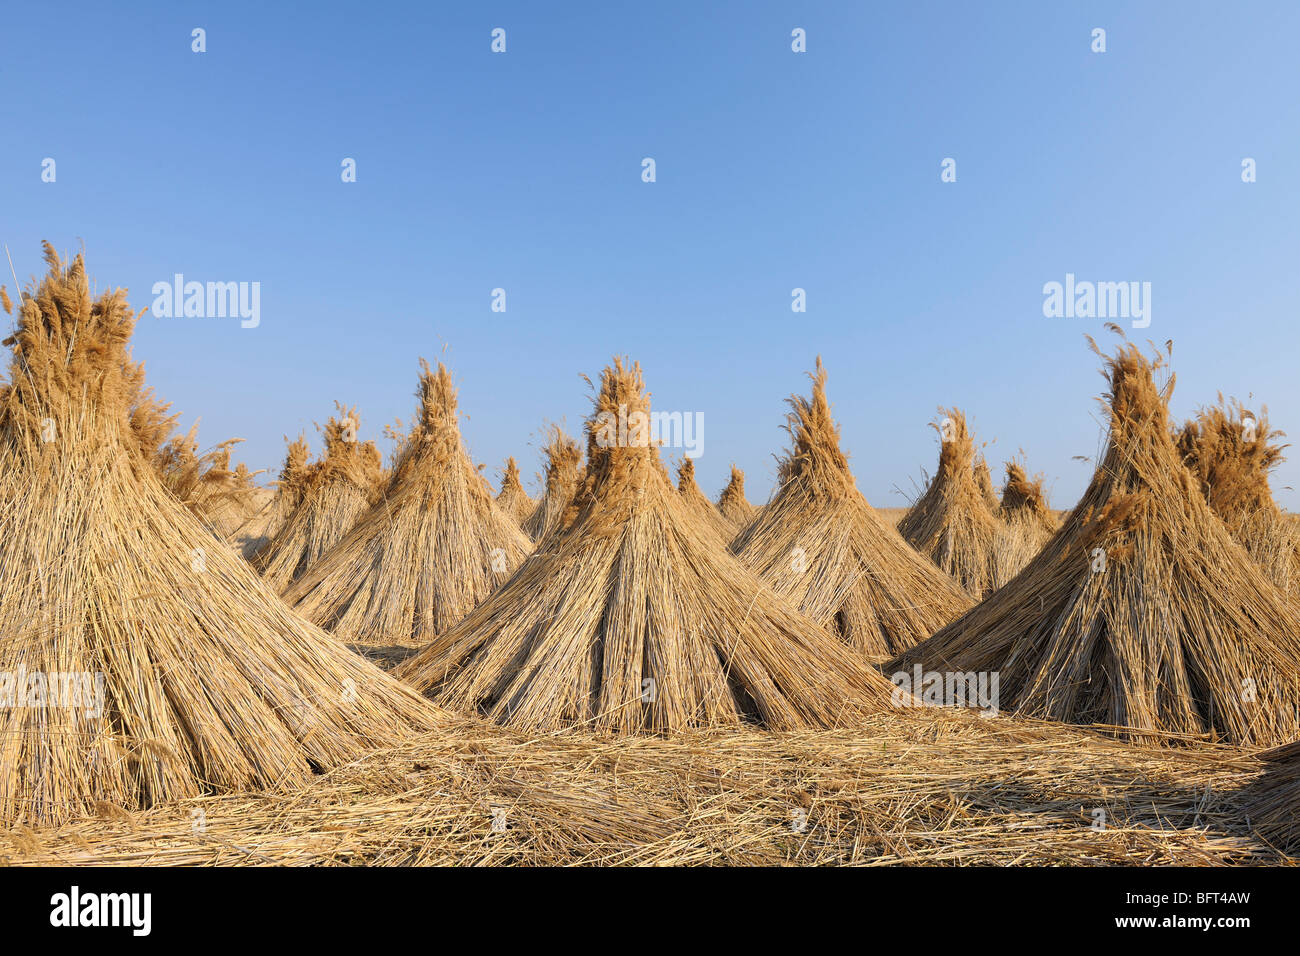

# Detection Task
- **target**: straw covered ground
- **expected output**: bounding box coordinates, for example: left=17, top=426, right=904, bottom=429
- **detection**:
left=2, top=711, right=1288, bottom=866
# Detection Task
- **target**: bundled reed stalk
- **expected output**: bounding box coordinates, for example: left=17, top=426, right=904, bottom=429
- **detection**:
left=1246, top=741, right=1300, bottom=854
left=494, top=456, right=535, bottom=525
left=975, top=452, right=1000, bottom=513
left=395, top=358, right=897, bottom=733
left=1176, top=397, right=1299, bottom=594
left=0, top=245, right=440, bottom=826
left=522, top=425, right=583, bottom=542
left=230, top=434, right=312, bottom=560
left=716, top=464, right=757, bottom=530
left=254, top=406, right=384, bottom=592
left=150, top=425, right=260, bottom=536
left=898, top=409, right=1002, bottom=598
left=891, top=338, right=1300, bottom=746
left=730, top=359, right=972, bottom=660
left=283, top=360, right=532, bottom=646
left=992, top=458, right=1058, bottom=586
left=676, top=457, right=736, bottom=544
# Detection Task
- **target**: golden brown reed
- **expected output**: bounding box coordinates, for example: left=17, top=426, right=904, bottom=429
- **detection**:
left=2, top=710, right=1280, bottom=866
left=676, top=456, right=736, bottom=544
left=229, top=433, right=313, bottom=560
left=716, top=463, right=757, bottom=530
left=522, top=425, right=583, bottom=542
left=254, top=405, right=384, bottom=592
left=1246, top=740, right=1300, bottom=855
left=898, top=408, right=1002, bottom=598
left=395, top=357, right=897, bottom=734
left=975, top=452, right=1000, bottom=513
left=1176, top=397, right=1299, bottom=594
left=993, top=457, right=1058, bottom=586
left=730, top=359, right=972, bottom=660
left=494, top=456, right=535, bottom=524
left=892, top=338, right=1300, bottom=746
left=0, top=245, right=441, bottom=826
left=282, top=360, right=532, bottom=646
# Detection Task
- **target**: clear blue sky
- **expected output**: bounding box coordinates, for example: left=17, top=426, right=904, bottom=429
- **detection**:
left=4, top=1, right=1298, bottom=509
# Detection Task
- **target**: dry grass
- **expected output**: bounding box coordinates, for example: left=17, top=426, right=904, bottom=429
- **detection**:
left=892, top=337, right=1300, bottom=746
left=731, top=359, right=972, bottom=660
left=494, top=456, right=535, bottom=525
left=229, top=434, right=312, bottom=560
left=898, top=408, right=1002, bottom=598
left=395, top=358, right=897, bottom=734
left=282, top=360, right=532, bottom=647
left=716, top=464, right=757, bottom=530
left=993, top=458, right=1058, bottom=586
left=1176, top=396, right=1300, bottom=594
left=1, top=711, right=1284, bottom=866
left=522, top=425, right=583, bottom=542
left=676, top=457, right=736, bottom=545
left=254, top=405, right=384, bottom=592
left=0, top=245, right=442, bottom=827
left=1246, top=740, right=1300, bottom=855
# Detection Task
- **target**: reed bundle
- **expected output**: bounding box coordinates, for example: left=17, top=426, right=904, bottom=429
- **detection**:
left=283, top=360, right=532, bottom=646
left=494, top=456, right=535, bottom=525
left=1176, top=397, right=1299, bottom=593
left=716, top=464, right=757, bottom=530
left=992, top=458, right=1058, bottom=586
left=395, top=358, right=896, bottom=733
left=0, top=245, right=440, bottom=826
left=892, top=338, right=1300, bottom=746
left=522, top=425, right=583, bottom=542
left=898, top=408, right=1002, bottom=598
left=730, top=359, right=972, bottom=659
left=255, top=405, right=384, bottom=592
left=676, top=456, right=735, bottom=544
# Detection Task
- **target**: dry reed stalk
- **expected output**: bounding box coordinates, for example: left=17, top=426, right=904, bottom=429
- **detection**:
left=522, top=425, right=583, bottom=542
left=1176, top=397, right=1300, bottom=593
left=1, top=710, right=1279, bottom=866
left=1246, top=741, right=1300, bottom=855
left=229, top=433, right=312, bottom=560
left=992, top=458, right=1058, bottom=586
left=282, top=360, right=532, bottom=646
left=975, top=453, right=1000, bottom=513
left=395, top=358, right=897, bottom=733
left=676, top=456, right=736, bottom=544
left=716, top=464, right=757, bottom=530
left=730, top=359, right=972, bottom=660
left=254, top=405, right=384, bottom=592
left=494, top=456, right=535, bottom=525
left=891, top=337, right=1300, bottom=746
left=898, top=408, right=1002, bottom=598
left=0, top=245, right=442, bottom=827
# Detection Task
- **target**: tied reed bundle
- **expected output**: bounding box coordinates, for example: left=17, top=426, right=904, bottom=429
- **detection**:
left=716, top=464, right=757, bottom=530
left=0, top=245, right=441, bottom=826
left=1176, top=397, right=1299, bottom=594
left=395, top=357, right=897, bottom=733
left=494, top=456, right=535, bottom=525
left=730, top=358, right=971, bottom=660
left=255, top=405, right=384, bottom=592
left=283, top=360, right=532, bottom=646
left=522, top=425, right=583, bottom=542
left=676, top=457, right=735, bottom=545
left=891, top=337, right=1300, bottom=746
left=898, top=408, right=1002, bottom=598
left=992, top=458, right=1058, bottom=586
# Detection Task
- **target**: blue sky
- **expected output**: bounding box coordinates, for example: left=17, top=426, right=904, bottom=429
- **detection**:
left=4, top=1, right=1298, bottom=508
